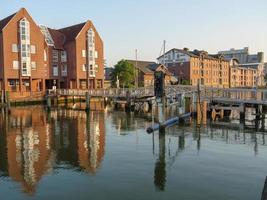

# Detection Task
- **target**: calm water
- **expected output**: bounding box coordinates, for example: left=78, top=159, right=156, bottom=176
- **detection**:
left=0, top=106, right=267, bottom=200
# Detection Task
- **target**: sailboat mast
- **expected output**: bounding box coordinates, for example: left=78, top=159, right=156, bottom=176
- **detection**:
left=163, top=40, right=166, bottom=66
left=135, top=49, right=138, bottom=88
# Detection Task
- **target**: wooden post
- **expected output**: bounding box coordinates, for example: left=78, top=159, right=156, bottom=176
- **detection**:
left=5, top=91, right=10, bottom=112
left=190, top=92, right=197, bottom=117
left=47, top=96, right=51, bottom=111
left=202, top=100, right=207, bottom=125
left=239, top=103, right=246, bottom=124
left=255, top=104, right=260, bottom=130
left=197, top=100, right=201, bottom=126
left=64, top=96, right=68, bottom=106
left=220, top=109, right=224, bottom=119
left=0, top=90, right=4, bottom=104
left=85, top=92, right=90, bottom=112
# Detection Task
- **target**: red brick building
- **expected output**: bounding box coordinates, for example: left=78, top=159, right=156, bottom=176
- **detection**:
left=0, top=8, right=104, bottom=96
left=0, top=8, right=47, bottom=94
left=127, top=60, right=174, bottom=87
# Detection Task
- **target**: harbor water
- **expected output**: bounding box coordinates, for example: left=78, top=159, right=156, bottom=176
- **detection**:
left=0, top=106, right=266, bottom=200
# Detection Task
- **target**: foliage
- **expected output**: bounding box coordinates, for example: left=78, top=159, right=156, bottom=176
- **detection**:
left=111, top=60, right=135, bottom=88
left=181, top=79, right=191, bottom=85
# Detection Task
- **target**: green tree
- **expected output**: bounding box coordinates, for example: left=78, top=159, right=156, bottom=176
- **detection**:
left=112, top=60, right=135, bottom=88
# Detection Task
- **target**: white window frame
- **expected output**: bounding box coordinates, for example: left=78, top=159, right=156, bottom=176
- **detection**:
left=82, top=50, right=86, bottom=58
left=53, top=64, right=58, bottom=76
left=13, top=61, right=19, bottom=70
left=62, top=64, right=67, bottom=77
left=61, top=51, right=67, bottom=62
left=19, top=18, right=31, bottom=77
left=82, top=64, right=86, bottom=72
left=30, top=45, right=36, bottom=54
left=31, top=61, right=36, bottom=70
left=95, top=51, right=98, bottom=58
left=52, top=50, right=58, bottom=62
left=44, top=50, right=47, bottom=61
left=12, top=44, right=19, bottom=53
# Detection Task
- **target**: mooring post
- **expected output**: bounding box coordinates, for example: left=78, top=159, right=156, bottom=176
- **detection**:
left=181, top=92, right=186, bottom=114
left=255, top=104, right=261, bottom=130
left=0, top=90, right=4, bottom=104
left=239, top=103, right=246, bottom=124
left=202, top=100, right=207, bottom=125
left=5, top=91, right=10, bottom=113
left=64, top=96, right=68, bottom=106
left=85, top=92, right=90, bottom=112
left=197, top=99, right=201, bottom=126
left=191, top=92, right=197, bottom=116
left=47, top=96, right=51, bottom=111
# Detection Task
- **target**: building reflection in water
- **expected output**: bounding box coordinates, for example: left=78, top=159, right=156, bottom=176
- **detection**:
left=50, top=109, right=105, bottom=173
left=0, top=107, right=53, bottom=194
left=0, top=107, right=105, bottom=194
left=153, top=129, right=186, bottom=192
left=152, top=123, right=266, bottom=192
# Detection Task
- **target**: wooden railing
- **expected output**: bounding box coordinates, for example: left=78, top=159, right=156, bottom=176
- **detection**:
left=48, top=85, right=267, bottom=103
left=201, top=87, right=267, bottom=103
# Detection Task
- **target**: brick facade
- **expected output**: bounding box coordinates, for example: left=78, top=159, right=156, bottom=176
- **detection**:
left=158, top=48, right=230, bottom=87
left=0, top=8, right=104, bottom=95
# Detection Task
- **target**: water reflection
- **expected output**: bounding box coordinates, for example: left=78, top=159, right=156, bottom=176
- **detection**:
left=154, top=132, right=166, bottom=191
left=0, top=107, right=105, bottom=194
left=0, top=106, right=266, bottom=199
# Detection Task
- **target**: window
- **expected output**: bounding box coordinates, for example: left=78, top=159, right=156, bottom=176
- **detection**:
left=22, top=61, right=29, bottom=76
left=95, top=51, right=98, bottom=58
left=9, top=80, right=16, bottom=87
left=12, top=44, right=19, bottom=52
left=82, top=50, right=86, bottom=58
left=30, top=45, right=36, bottom=54
left=21, top=44, right=30, bottom=57
left=82, top=64, right=86, bottom=71
left=53, top=65, right=58, bottom=76
left=20, top=18, right=30, bottom=41
left=44, top=50, right=47, bottom=61
left=13, top=61, right=19, bottom=70
left=52, top=50, right=58, bottom=62
left=62, top=64, right=67, bottom=76
left=61, top=51, right=67, bottom=62
left=31, top=61, right=36, bottom=70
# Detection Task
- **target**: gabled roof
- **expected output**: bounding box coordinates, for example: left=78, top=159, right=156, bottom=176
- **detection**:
left=0, top=12, right=17, bottom=32
left=127, top=60, right=155, bottom=74
left=158, top=48, right=228, bottom=61
left=148, top=63, right=173, bottom=76
left=47, top=28, right=65, bottom=50
left=157, top=48, right=198, bottom=59
left=58, top=22, right=86, bottom=43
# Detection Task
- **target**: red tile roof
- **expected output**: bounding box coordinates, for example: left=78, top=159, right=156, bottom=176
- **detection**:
left=0, top=12, right=17, bottom=32
left=47, top=28, right=65, bottom=50
left=58, top=22, right=86, bottom=43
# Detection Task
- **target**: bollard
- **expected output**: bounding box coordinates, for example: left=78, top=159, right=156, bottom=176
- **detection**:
left=85, top=92, right=90, bottom=112
left=0, top=90, right=4, bottom=104
left=239, top=103, right=246, bottom=124
left=202, top=101, right=207, bottom=125
left=47, top=96, right=51, bottom=111
left=5, top=91, right=10, bottom=112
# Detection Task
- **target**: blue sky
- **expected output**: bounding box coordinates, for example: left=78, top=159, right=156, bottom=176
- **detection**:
left=1, top=0, right=267, bottom=66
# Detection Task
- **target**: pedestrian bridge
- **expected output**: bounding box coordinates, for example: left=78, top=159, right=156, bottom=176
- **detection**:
left=48, top=85, right=267, bottom=105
